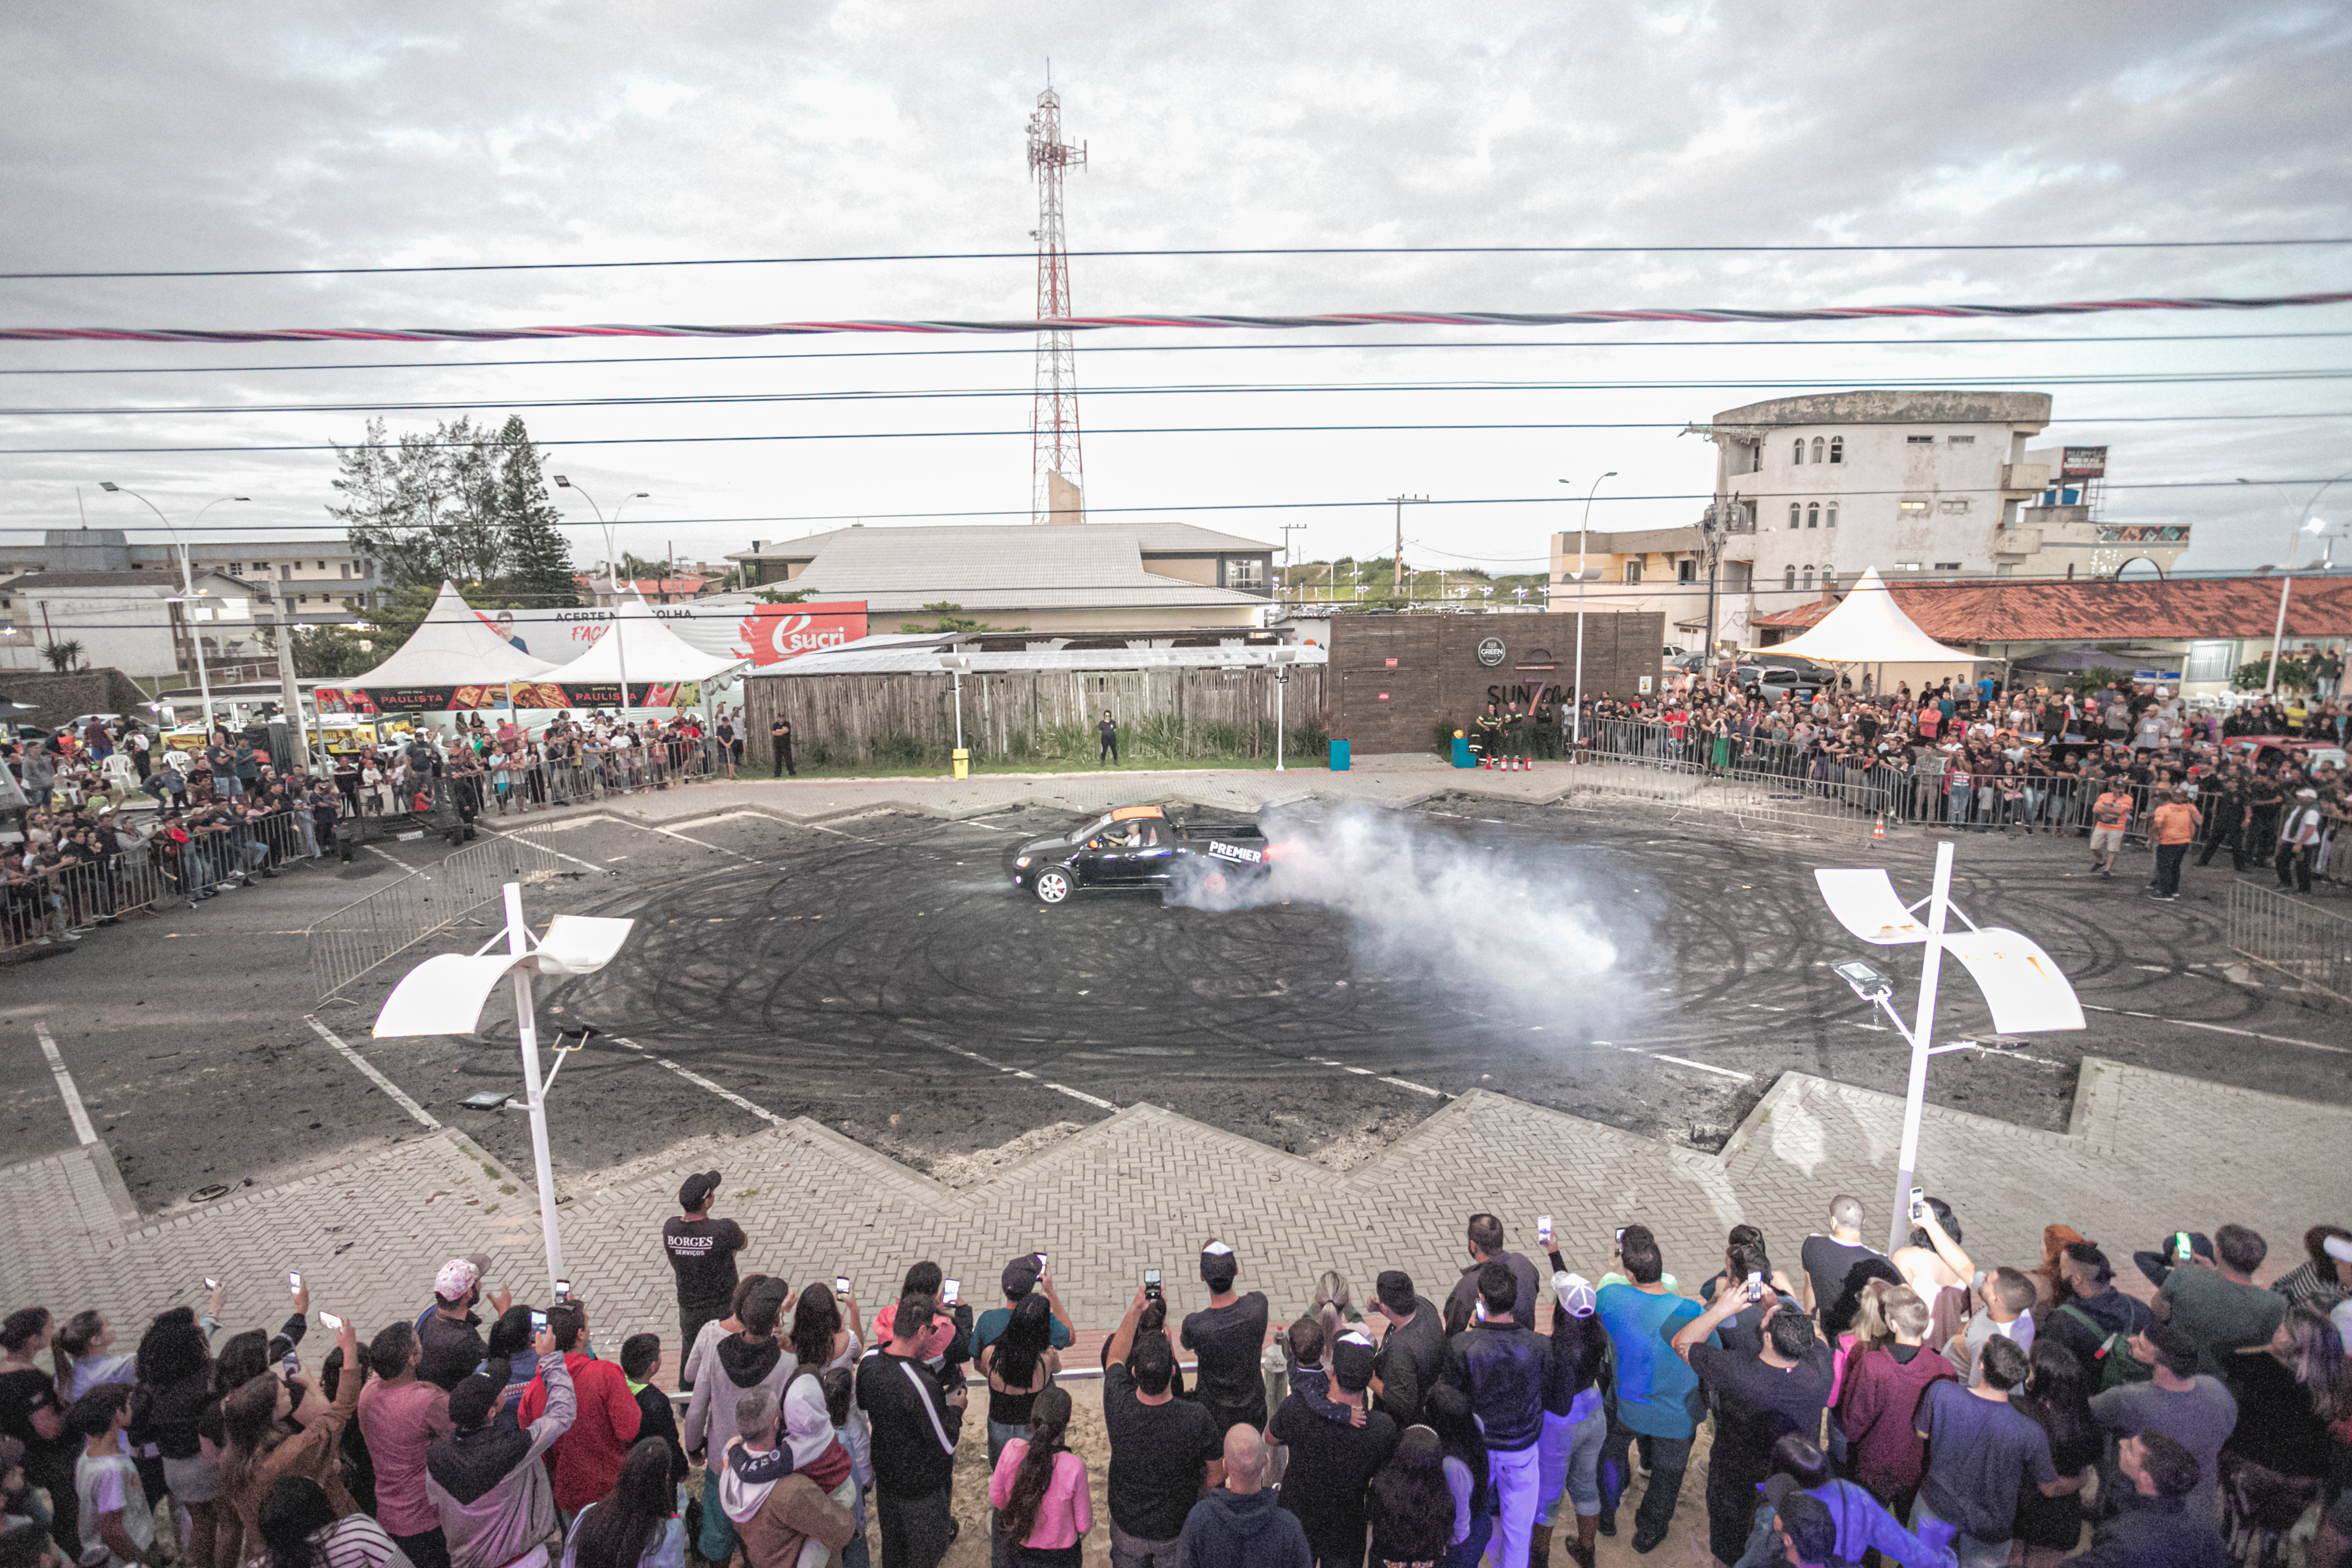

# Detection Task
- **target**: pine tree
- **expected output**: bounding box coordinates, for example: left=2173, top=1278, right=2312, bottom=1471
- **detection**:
left=494, top=416, right=578, bottom=608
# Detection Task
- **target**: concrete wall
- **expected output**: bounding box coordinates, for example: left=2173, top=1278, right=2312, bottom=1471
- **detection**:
left=1320, top=611, right=1665, bottom=755
left=0, top=667, right=158, bottom=729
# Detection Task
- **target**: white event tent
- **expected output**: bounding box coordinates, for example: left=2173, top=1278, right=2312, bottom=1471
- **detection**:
left=1750, top=567, right=1992, bottom=667
left=557, top=595, right=749, bottom=687
left=344, top=581, right=559, bottom=691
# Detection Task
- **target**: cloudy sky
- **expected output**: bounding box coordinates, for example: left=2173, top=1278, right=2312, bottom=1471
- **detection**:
left=4, top=0, right=2349, bottom=583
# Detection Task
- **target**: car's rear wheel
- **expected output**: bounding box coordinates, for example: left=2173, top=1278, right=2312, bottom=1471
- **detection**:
left=1033, top=868, right=1074, bottom=904
left=1200, top=871, right=1229, bottom=896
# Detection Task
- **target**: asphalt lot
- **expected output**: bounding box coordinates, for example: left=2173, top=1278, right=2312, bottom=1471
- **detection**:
left=5, top=796, right=2346, bottom=1213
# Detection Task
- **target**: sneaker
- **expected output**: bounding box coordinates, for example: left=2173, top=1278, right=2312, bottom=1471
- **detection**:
left=59, top=931, right=82, bottom=941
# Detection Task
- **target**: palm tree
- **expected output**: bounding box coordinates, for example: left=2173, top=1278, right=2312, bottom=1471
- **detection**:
left=40, top=639, right=83, bottom=673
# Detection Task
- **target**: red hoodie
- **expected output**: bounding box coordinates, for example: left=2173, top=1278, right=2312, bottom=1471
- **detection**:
left=1834, top=1341, right=1956, bottom=1501
left=515, top=1350, right=642, bottom=1511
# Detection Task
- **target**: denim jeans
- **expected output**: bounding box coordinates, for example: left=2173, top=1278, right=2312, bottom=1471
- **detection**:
left=1537, top=1404, right=1604, bottom=1523
left=1909, top=1496, right=2008, bottom=1568
left=1599, top=1416, right=1692, bottom=1541
left=1488, top=1441, right=1540, bottom=1568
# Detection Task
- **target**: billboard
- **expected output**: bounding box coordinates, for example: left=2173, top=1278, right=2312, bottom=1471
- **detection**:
left=2061, top=446, right=2108, bottom=479
left=729, top=601, right=868, bottom=667
left=317, top=680, right=706, bottom=714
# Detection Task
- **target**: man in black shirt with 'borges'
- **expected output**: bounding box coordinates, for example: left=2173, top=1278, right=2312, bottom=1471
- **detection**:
left=662, top=1170, right=747, bottom=1389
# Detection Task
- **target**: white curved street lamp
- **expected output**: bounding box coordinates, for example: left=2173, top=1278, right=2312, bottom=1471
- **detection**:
left=1559, top=474, right=1616, bottom=746
left=98, top=486, right=247, bottom=731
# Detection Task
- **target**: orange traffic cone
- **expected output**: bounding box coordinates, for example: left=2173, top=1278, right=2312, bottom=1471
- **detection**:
left=1873, top=813, right=1887, bottom=841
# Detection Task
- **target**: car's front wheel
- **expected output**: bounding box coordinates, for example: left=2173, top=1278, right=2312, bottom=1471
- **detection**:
left=1033, top=867, right=1074, bottom=904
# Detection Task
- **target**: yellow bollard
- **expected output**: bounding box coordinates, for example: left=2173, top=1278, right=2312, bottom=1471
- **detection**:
left=952, top=746, right=969, bottom=781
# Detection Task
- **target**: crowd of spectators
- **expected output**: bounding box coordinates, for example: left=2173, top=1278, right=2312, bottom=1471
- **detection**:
left=3, top=1174, right=2346, bottom=1568
left=1, top=707, right=752, bottom=954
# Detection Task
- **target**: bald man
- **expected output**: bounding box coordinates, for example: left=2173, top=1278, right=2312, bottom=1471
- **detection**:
left=1175, top=1427, right=1310, bottom=1568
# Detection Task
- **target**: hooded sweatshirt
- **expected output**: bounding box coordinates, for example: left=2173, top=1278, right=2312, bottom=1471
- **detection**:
left=425, top=1352, right=575, bottom=1568
left=717, top=1439, right=853, bottom=1568
left=679, top=1336, right=796, bottom=1464
left=515, top=1351, right=642, bottom=1513
left=1174, top=1487, right=1311, bottom=1568
left=1834, top=1341, right=1957, bottom=1500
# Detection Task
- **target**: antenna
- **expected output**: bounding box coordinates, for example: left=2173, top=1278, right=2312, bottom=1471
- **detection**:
left=1027, top=81, right=1087, bottom=523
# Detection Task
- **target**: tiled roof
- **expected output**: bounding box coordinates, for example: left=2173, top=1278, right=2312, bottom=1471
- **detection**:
left=728, top=520, right=1277, bottom=562
left=1753, top=575, right=2352, bottom=642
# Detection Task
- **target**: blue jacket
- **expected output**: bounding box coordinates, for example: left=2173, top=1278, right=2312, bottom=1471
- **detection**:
left=1732, top=1478, right=1954, bottom=1568
left=1442, top=1325, right=1547, bottom=1453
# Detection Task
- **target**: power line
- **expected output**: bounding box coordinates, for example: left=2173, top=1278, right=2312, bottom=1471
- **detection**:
left=3, top=329, right=2345, bottom=378
left=1, top=478, right=2333, bottom=536
left=9, top=289, right=2351, bottom=345
left=7, top=237, right=2351, bottom=281
left=10, top=367, right=2348, bottom=419
left=4, top=411, right=2346, bottom=457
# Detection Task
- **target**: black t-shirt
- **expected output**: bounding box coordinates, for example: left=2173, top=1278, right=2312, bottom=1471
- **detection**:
left=662, top=1215, right=747, bottom=1310
left=1181, top=1293, right=1269, bottom=1425
left=1269, top=1393, right=1399, bottom=1554
left=1686, top=1341, right=1833, bottom=1491
left=1102, top=1362, right=1221, bottom=1540
left=0, top=1368, right=74, bottom=1484
left=416, top=1310, right=488, bottom=1393
left=1800, top=1235, right=1883, bottom=1319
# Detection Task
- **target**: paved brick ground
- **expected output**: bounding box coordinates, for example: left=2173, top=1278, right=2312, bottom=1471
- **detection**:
left=8, top=1053, right=2334, bottom=1359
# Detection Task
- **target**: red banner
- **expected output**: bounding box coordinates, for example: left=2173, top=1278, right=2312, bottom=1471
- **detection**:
left=731, top=601, right=867, bottom=667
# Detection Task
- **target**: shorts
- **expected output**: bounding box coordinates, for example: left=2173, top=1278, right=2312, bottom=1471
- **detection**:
left=2089, top=827, right=2125, bottom=853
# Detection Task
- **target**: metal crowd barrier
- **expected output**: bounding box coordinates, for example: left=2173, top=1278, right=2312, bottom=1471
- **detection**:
left=1565, top=717, right=1917, bottom=839
left=307, top=828, right=578, bottom=1002
left=2, top=807, right=332, bottom=959
left=2226, top=878, right=2351, bottom=1003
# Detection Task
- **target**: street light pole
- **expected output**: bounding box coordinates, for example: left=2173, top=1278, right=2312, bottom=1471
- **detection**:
left=1559, top=473, right=1616, bottom=749
left=2263, top=467, right=2352, bottom=698
left=553, top=479, right=649, bottom=717
left=100, top=486, right=245, bottom=734
left=1889, top=841, right=1954, bottom=1255
left=503, top=883, right=565, bottom=1284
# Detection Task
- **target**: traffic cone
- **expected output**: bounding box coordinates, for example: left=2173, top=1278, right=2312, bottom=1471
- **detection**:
left=1873, top=813, right=1887, bottom=841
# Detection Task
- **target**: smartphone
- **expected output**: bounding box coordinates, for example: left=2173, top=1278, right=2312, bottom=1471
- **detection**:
left=1473, top=1298, right=1488, bottom=1323
left=941, top=1278, right=960, bottom=1306
left=529, top=1310, right=548, bottom=1331
left=318, top=1312, right=344, bottom=1331
left=1745, top=1271, right=1763, bottom=1303
left=2174, top=1232, right=2193, bottom=1263
left=554, top=1279, right=572, bottom=1302
left=835, top=1276, right=851, bottom=1297
left=203, top=1277, right=220, bottom=1292
left=1908, top=1186, right=1925, bottom=1220
left=1614, top=1226, right=1626, bottom=1246
left=287, top=1270, right=302, bottom=1294
left=1143, top=1269, right=1163, bottom=1301
left=1537, top=1215, right=1553, bottom=1247
left=1036, top=1251, right=1048, bottom=1272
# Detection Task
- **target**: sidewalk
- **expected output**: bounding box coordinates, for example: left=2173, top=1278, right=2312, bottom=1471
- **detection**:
left=8, top=1052, right=2332, bottom=1372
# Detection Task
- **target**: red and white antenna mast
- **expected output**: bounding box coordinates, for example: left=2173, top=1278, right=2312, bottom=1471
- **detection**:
left=1027, top=78, right=1086, bottom=523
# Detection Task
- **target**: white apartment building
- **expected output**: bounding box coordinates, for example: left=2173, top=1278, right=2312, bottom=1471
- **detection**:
left=0, top=529, right=380, bottom=620
left=1552, top=390, right=2190, bottom=652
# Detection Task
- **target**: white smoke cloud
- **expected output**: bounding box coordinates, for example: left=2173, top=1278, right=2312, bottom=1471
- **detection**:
left=1167, top=806, right=1637, bottom=1022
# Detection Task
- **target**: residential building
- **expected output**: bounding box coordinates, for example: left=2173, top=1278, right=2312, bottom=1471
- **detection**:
left=0, top=529, right=382, bottom=618
left=721, top=521, right=1276, bottom=632
left=575, top=573, right=715, bottom=607
left=0, top=568, right=280, bottom=683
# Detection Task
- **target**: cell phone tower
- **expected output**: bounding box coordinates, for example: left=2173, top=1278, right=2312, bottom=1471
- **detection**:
left=1027, top=79, right=1087, bottom=523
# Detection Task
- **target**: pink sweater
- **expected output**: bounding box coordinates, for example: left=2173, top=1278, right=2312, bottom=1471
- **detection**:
left=987, top=1443, right=1092, bottom=1550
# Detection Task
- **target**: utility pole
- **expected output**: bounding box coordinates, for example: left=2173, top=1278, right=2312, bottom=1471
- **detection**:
left=1389, top=495, right=1427, bottom=599
left=1027, top=80, right=1088, bottom=524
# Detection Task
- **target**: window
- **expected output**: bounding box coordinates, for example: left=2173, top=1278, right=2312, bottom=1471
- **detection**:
left=279, top=564, right=291, bottom=579
left=1784, top=566, right=1796, bottom=591
left=1802, top=567, right=1815, bottom=590
left=2185, top=640, right=2234, bottom=683
left=1948, top=435, right=1975, bottom=446
left=1224, top=557, right=1265, bottom=590
left=1806, top=503, right=1819, bottom=529
left=1623, top=560, right=1643, bottom=584
left=1822, top=571, right=1837, bottom=592
left=316, top=561, right=327, bottom=570
left=1828, top=437, right=1843, bottom=464
left=1792, top=439, right=1805, bottom=465
left=1788, top=503, right=1802, bottom=530
left=339, top=563, right=350, bottom=578
left=1933, top=561, right=1962, bottom=571
left=1677, top=559, right=1697, bottom=583
left=1906, top=435, right=1934, bottom=446
left=1825, top=503, right=1837, bottom=529
left=1939, top=499, right=1970, bottom=515
left=1810, top=437, right=1825, bottom=464
left=1899, top=500, right=1931, bottom=515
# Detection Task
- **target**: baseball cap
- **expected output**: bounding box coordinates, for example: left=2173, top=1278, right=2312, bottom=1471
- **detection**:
left=1002, top=1255, right=1041, bottom=1298
left=1332, top=1331, right=1376, bottom=1394
left=2324, top=1234, right=2352, bottom=1265
left=1200, top=1240, right=1237, bottom=1284
left=435, top=1255, right=491, bottom=1301
left=679, top=1170, right=721, bottom=1210
left=1553, top=1271, right=1597, bottom=1319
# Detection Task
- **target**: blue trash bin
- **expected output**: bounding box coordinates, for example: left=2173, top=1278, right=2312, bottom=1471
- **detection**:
left=1452, top=734, right=1473, bottom=768
left=1330, top=738, right=1351, bottom=771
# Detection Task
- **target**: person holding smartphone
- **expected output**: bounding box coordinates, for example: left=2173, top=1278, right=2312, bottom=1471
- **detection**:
left=973, top=1256, right=1073, bottom=1367
left=856, top=1289, right=968, bottom=1568
left=1670, top=1282, right=1834, bottom=1568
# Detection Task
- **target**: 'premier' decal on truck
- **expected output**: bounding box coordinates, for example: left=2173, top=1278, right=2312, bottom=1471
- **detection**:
left=1206, top=840, right=1264, bottom=864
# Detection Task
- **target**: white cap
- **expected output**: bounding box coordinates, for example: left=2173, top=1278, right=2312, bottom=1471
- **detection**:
left=1553, top=1271, right=1597, bottom=1318
left=2325, top=1234, right=2352, bottom=1265
left=1201, top=1241, right=1234, bottom=1257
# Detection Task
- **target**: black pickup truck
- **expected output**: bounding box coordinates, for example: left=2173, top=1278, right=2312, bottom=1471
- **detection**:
left=1003, top=803, right=1273, bottom=904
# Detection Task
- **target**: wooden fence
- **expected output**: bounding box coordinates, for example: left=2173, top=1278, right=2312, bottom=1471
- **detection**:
left=743, top=666, right=1327, bottom=766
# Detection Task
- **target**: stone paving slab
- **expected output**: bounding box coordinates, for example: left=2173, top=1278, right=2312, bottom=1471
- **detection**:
left=6, top=1055, right=2335, bottom=1360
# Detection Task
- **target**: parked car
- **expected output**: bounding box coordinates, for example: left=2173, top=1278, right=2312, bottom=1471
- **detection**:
left=1736, top=656, right=1835, bottom=698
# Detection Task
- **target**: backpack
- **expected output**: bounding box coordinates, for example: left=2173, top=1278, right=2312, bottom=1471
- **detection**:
left=2057, top=1304, right=2153, bottom=1391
